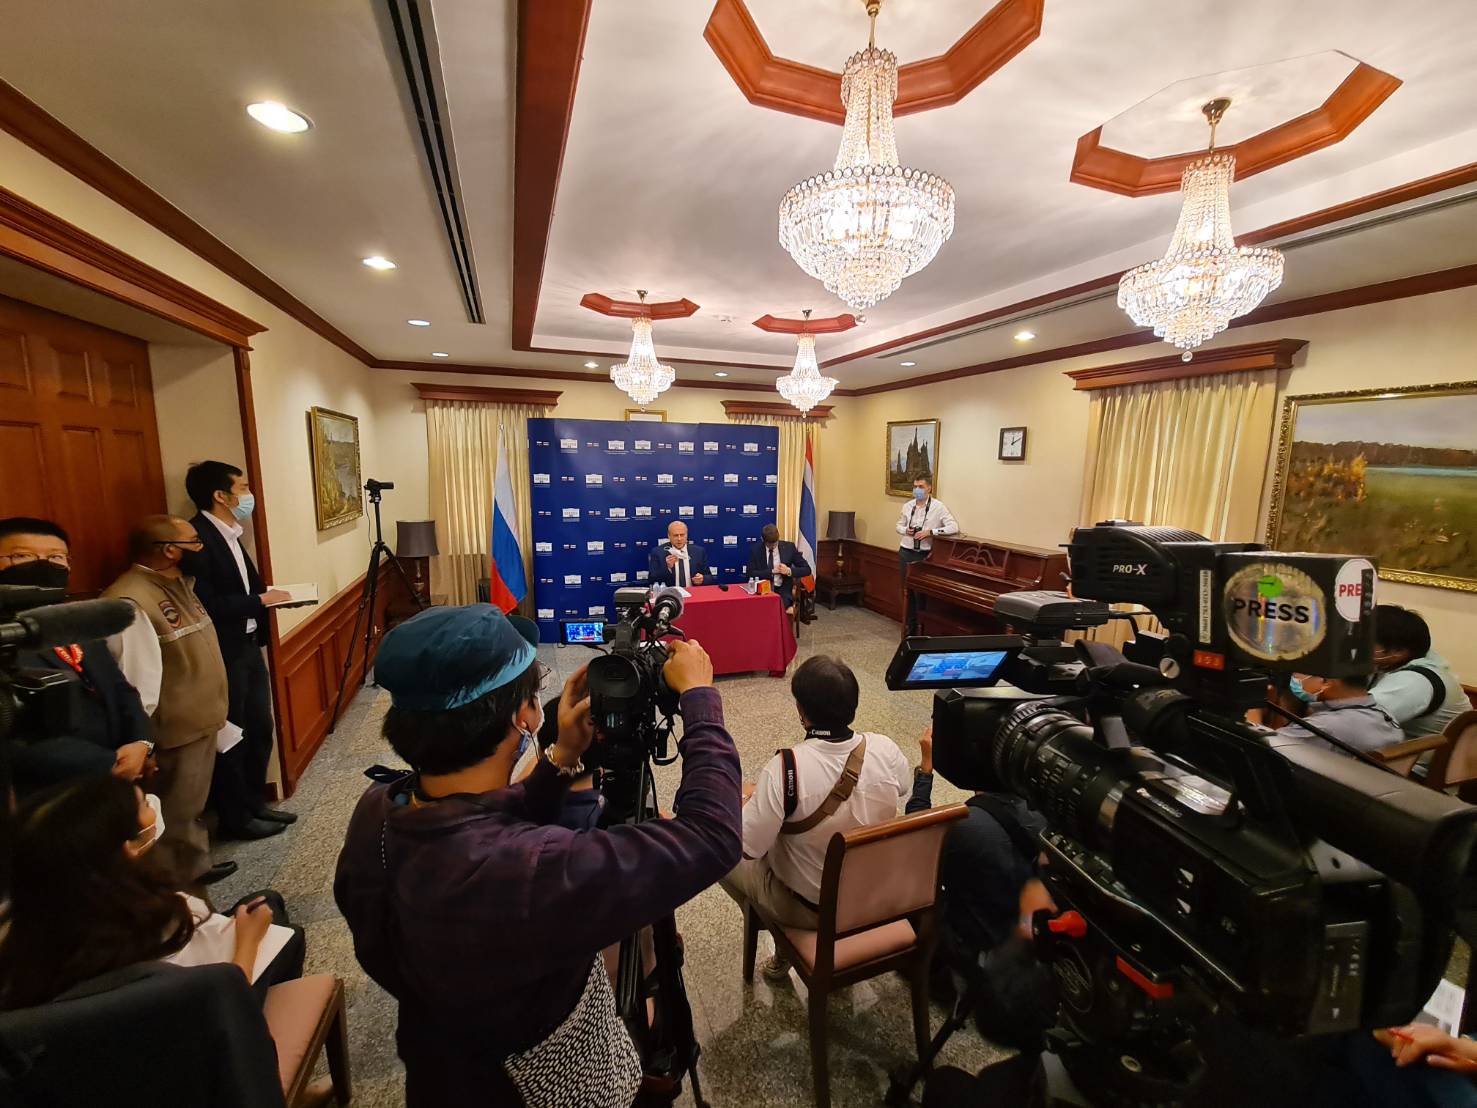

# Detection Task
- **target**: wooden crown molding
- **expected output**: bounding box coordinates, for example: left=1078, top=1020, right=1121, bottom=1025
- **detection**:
left=0, top=184, right=265, bottom=347
left=513, top=0, right=592, bottom=350
left=412, top=381, right=561, bottom=406
left=822, top=160, right=1477, bottom=371
left=703, top=0, right=1043, bottom=125
left=0, top=77, right=372, bottom=362
left=579, top=292, right=700, bottom=320
left=1071, top=63, right=1402, bottom=198
left=752, top=312, right=857, bottom=334
left=1064, top=339, right=1307, bottom=391
left=722, top=400, right=833, bottom=418
left=841, top=261, right=1477, bottom=397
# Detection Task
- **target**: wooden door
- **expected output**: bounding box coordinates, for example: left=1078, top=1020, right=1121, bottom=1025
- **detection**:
left=0, top=292, right=166, bottom=595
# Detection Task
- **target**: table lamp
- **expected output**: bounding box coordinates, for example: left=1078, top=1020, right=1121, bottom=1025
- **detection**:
left=825, top=511, right=858, bottom=575
left=395, top=520, right=440, bottom=605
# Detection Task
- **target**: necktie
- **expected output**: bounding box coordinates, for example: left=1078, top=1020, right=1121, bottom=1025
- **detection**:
left=676, top=550, right=686, bottom=588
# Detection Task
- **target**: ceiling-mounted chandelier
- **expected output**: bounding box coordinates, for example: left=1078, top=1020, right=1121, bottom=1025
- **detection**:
left=775, top=311, right=840, bottom=414
left=609, top=291, right=675, bottom=407
left=1118, top=98, right=1285, bottom=360
left=778, top=0, right=955, bottom=311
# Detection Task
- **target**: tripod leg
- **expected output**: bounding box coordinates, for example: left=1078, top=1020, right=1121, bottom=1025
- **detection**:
left=886, top=982, right=978, bottom=1106
left=360, top=545, right=384, bottom=688
left=327, top=544, right=381, bottom=734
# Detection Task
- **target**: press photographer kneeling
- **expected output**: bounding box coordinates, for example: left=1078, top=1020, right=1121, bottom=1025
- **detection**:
left=334, top=605, right=741, bottom=1108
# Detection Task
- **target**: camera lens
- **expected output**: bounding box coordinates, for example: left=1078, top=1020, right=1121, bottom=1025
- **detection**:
left=993, top=703, right=1120, bottom=848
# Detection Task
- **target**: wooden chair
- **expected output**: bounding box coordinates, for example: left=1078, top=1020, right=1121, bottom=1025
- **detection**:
left=1370, top=733, right=1449, bottom=777
left=263, top=974, right=353, bottom=1107
left=741, top=804, right=968, bottom=1108
left=790, top=578, right=817, bottom=641
left=1424, top=710, right=1477, bottom=799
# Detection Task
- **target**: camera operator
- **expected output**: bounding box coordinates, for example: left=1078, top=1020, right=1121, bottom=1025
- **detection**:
left=0, top=516, right=154, bottom=795
left=907, top=725, right=1058, bottom=1052
left=1369, top=604, right=1469, bottom=740
left=720, top=655, right=911, bottom=981
left=333, top=605, right=740, bottom=1108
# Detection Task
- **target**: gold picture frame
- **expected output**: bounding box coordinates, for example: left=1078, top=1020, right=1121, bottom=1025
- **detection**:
left=625, top=409, right=667, bottom=422
left=1266, top=380, right=1477, bottom=593
left=307, top=406, right=363, bottom=531
left=886, top=419, right=940, bottom=497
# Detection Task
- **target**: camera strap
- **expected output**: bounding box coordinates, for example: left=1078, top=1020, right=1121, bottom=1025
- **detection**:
left=779, top=737, right=866, bottom=834
left=1405, top=664, right=1449, bottom=719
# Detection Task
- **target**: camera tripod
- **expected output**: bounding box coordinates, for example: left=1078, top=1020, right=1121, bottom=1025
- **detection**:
left=328, top=481, right=425, bottom=734
left=608, top=752, right=709, bottom=1108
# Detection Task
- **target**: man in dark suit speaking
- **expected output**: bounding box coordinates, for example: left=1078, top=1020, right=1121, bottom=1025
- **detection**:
left=745, top=524, right=811, bottom=613
left=648, top=520, right=708, bottom=588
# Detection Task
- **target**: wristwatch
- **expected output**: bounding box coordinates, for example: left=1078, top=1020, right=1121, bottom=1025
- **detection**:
left=142, top=739, right=156, bottom=755
left=540, top=743, right=584, bottom=778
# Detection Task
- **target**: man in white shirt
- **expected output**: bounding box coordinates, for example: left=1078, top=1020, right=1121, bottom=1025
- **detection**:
left=721, top=655, right=912, bottom=980
left=647, top=520, right=709, bottom=588
left=896, top=476, right=959, bottom=633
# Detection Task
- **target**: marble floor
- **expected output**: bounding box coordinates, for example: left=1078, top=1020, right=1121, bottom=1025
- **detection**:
left=211, top=604, right=1008, bottom=1107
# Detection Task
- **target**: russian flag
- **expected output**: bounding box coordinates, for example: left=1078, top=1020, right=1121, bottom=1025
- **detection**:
left=488, top=430, right=527, bottom=613
left=797, top=434, right=817, bottom=590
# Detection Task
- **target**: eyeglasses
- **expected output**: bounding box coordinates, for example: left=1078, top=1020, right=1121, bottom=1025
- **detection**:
left=154, top=538, right=204, bottom=549
left=0, top=551, right=70, bottom=567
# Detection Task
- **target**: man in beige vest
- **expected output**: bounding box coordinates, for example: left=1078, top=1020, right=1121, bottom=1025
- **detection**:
left=104, top=515, right=231, bottom=884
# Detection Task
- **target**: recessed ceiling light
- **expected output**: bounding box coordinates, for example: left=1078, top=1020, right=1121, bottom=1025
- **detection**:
left=584, top=361, right=600, bottom=369
left=714, top=371, right=730, bottom=378
left=899, top=360, right=917, bottom=367
left=246, top=101, right=311, bottom=134
left=1014, top=329, right=1036, bottom=342
left=362, top=255, right=397, bottom=271
left=407, top=319, right=430, bottom=327
left=431, top=352, right=450, bottom=358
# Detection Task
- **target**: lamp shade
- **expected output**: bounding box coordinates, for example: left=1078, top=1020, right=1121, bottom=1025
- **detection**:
left=395, top=520, right=440, bottom=559
left=825, top=511, right=858, bottom=542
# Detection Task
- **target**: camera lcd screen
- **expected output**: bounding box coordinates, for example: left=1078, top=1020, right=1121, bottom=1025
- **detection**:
left=561, top=619, right=606, bottom=645
left=904, top=650, right=1009, bottom=686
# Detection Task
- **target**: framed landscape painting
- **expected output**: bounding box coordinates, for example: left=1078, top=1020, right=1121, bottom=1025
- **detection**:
left=1267, top=381, right=1477, bottom=593
left=308, top=406, right=363, bottom=531
left=886, top=419, right=940, bottom=497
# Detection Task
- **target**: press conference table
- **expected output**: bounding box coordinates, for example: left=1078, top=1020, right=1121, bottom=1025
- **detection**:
left=668, top=585, right=797, bottom=677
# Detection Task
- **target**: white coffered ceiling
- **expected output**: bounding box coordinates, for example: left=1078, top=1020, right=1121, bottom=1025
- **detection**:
left=0, top=0, right=1475, bottom=393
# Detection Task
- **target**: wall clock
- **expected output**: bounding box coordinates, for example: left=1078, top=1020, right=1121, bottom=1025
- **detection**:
left=999, top=426, right=1027, bottom=461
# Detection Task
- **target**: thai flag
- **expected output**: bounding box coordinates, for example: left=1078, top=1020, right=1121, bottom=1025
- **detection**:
left=488, top=430, right=527, bottom=613
left=797, top=434, right=817, bottom=590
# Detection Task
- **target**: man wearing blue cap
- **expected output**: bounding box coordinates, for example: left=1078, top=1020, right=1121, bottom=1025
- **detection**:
left=334, top=604, right=741, bottom=1108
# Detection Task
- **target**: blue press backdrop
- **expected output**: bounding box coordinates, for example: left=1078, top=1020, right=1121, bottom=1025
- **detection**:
left=527, top=418, right=779, bottom=640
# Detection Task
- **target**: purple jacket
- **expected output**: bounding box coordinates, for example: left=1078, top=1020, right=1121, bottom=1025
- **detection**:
left=333, top=687, right=741, bottom=1107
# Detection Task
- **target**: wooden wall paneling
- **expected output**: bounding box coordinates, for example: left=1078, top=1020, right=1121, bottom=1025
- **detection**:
left=818, top=539, right=904, bottom=620
left=273, top=562, right=408, bottom=794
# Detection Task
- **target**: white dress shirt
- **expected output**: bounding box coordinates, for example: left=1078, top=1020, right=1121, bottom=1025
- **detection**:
left=202, top=510, right=256, bottom=633
left=106, top=603, right=163, bottom=716
left=741, top=731, right=912, bottom=902
left=671, top=546, right=691, bottom=588
left=896, top=497, right=959, bottom=552
left=769, top=545, right=783, bottom=587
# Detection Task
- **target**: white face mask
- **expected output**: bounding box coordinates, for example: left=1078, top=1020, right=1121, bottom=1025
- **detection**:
left=134, top=793, right=165, bottom=851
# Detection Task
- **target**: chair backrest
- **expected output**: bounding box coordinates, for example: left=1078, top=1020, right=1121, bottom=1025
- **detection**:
left=820, top=803, right=967, bottom=939
left=0, top=962, right=285, bottom=1108
left=1429, top=711, right=1477, bottom=789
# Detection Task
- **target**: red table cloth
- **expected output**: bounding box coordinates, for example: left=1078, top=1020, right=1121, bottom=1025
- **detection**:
left=668, top=585, right=796, bottom=677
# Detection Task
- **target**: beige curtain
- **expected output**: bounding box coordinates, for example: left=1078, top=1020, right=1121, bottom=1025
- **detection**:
left=424, top=400, right=545, bottom=608
left=1077, top=369, right=1278, bottom=644
left=728, top=413, right=820, bottom=543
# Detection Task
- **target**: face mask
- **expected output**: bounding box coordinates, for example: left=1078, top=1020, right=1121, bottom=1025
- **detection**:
left=230, top=492, right=256, bottom=522
left=133, top=793, right=165, bottom=852
left=1288, top=675, right=1320, bottom=704
left=0, top=560, right=70, bottom=590
left=912, top=488, right=927, bottom=501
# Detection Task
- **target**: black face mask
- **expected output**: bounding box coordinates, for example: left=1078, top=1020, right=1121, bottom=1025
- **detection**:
left=0, top=560, right=71, bottom=591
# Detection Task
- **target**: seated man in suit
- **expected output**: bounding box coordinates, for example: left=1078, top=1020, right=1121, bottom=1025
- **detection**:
left=648, top=520, right=708, bottom=589
left=0, top=516, right=155, bottom=798
left=744, top=523, right=811, bottom=614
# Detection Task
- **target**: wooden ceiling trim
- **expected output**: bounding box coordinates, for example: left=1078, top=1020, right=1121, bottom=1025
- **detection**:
left=1070, top=62, right=1402, bottom=198
left=412, top=381, right=562, bottom=406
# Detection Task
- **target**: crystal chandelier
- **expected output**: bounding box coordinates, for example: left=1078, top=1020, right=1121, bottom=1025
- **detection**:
left=609, top=291, right=675, bottom=407
left=778, top=0, right=955, bottom=311
left=775, top=311, right=840, bottom=414
left=1118, top=98, right=1285, bottom=361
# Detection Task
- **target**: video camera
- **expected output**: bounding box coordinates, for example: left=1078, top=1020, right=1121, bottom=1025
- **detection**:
left=888, top=521, right=1477, bottom=1103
